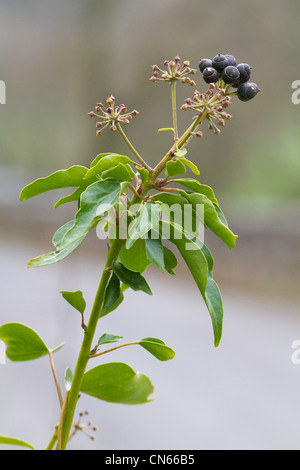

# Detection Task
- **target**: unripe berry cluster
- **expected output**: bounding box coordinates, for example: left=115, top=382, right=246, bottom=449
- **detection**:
left=199, top=54, right=260, bottom=102
left=149, top=56, right=197, bottom=86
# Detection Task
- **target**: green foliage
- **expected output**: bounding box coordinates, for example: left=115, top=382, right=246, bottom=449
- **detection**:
left=0, top=323, right=63, bottom=361
left=80, top=362, right=154, bottom=404
left=0, top=436, right=35, bottom=450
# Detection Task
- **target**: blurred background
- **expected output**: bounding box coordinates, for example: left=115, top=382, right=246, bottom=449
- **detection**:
left=0, top=0, right=299, bottom=450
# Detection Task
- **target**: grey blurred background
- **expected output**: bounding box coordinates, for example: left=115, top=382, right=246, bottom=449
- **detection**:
left=0, top=0, right=299, bottom=450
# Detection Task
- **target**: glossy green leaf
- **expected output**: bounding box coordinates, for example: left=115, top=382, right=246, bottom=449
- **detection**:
left=145, top=236, right=165, bottom=272
left=136, top=167, right=149, bottom=184
left=138, top=337, right=175, bottom=361
left=90, top=153, right=118, bottom=168
left=161, top=220, right=208, bottom=297
left=178, top=190, right=238, bottom=249
left=100, top=272, right=123, bottom=317
left=102, top=163, right=135, bottom=182
left=174, top=178, right=218, bottom=205
left=200, top=244, right=224, bottom=347
left=165, top=159, right=186, bottom=177
left=0, top=436, right=35, bottom=450
left=60, top=179, right=123, bottom=249
left=163, top=245, right=178, bottom=275
left=28, top=219, right=85, bottom=267
left=97, top=334, right=123, bottom=346
left=112, top=261, right=152, bottom=295
left=85, top=154, right=134, bottom=179
left=80, top=362, right=154, bottom=404
left=0, top=323, right=49, bottom=361
left=64, top=368, right=73, bottom=391
left=119, top=239, right=151, bottom=273
left=180, top=158, right=200, bottom=175
left=20, top=166, right=90, bottom=201
left=60, top=290, right=86, bottom=315
left=27, top=235, right=85, bottom=267
left=126, top=202, right=161, bottom=249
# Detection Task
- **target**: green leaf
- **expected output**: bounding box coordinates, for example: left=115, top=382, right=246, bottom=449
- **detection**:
left=102, top=163, right=135, bottom=182
left=145, top=236, right=165, bottom=272
left=161, top=220, right=208, bottom=297
left=90, top=152, right=121, bottom=168
left=160, top=220, right=223, bottom=346
left=85, top=154, right=134, bottom=179
left=178, top=190, right=238, bottom=249
left=60, top=290, right=86, bottom=315
left=138, top=337, right=175, bottom=361
left=157, top=127, right=174, bottom=132
left=0, top=323, right=49, bottom=361
left=20, top=166, right=90, bottom=201
left=60, top=179, right=123, bottom=249
left=163, top=245, right=178, bottom=275
left=180, top=158, right=200, bottom=175
left=200, top=245, right=224, bottom=347
left=27, top=235, right=85, bottom=267
left=136, top=167, right=149, bottom=184
left=64, top=368, right=73, bottom=392
left=80, top=362, right=154, bottom=404
left=165, top=159, right=186, bottom=177
left=100, top=272, right=123, bottom=317
left=112, top=261, right=152, bottom=295
left=174, top=178, right=218, bottom=205
left=97, top=334, right=123, bottom=346
left=120, top=239, right=151, bottom=273
left=0, top=436, right=35, bottom=450
left=127, top=202, right=161, bottom=249
left=174, top=148, right=187, bottom=158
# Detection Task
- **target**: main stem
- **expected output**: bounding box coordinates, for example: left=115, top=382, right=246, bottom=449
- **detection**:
left=59, top=238, right=124, bottom=449
left=58, top=92, right=209, bottom=450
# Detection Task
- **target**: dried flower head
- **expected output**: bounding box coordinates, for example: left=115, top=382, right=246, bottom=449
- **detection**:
left=88, top=95, right=139, bottom=136
left=149, top=56, right=197, bottom=86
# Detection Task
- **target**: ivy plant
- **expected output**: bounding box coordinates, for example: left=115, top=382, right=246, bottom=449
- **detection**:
left=0, top=54, right=259, bottom=450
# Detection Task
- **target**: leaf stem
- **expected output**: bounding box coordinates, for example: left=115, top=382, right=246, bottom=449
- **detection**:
left=45, top=425, right=58, bottom=450
left=116, top=122, right=152, bottom=171
left=90, top=341, right=140, bottom=359
left=171, top=80, right=179, bottom=145
left=48, top=351, right=63, bottom=408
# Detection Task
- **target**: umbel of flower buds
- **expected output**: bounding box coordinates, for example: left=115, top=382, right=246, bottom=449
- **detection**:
left=88, top=95, right=139, bottom=136
left=149, top=56, right=197, bottom=86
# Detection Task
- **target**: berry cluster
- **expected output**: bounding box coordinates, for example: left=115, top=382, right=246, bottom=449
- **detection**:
left=199, top=54, right=260, bottom=102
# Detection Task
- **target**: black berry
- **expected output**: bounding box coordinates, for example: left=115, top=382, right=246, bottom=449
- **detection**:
left=199, top=58, right=212, bottom=73
left=222, top=66, right=240, bottom=84
left=237, top=82, right=260, bottom=101
left=212, top=54, right=229, bottom=72
left=202, top=67, right=220, bottom=83
left=225, top=54, right=237, bottom=66
left=236, top=63, right=251, bottom=83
